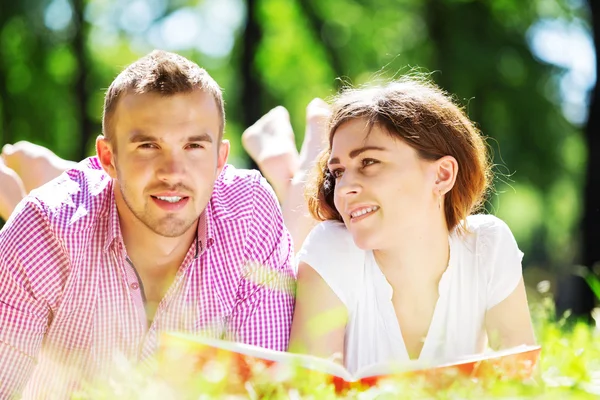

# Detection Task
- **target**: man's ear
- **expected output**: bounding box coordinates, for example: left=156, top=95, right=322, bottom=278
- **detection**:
left=434, top=155, right=458, bottom=195
left=216, top=139, right=230, bottom=177
left=96, top=136, right=117, bottom=179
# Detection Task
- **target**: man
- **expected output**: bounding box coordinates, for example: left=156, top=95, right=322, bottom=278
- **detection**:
left=0, top=50, right=296, bottom=398
left=0, top=156, right=26, bottom=222
left=1, top=97, right=331, bottom=251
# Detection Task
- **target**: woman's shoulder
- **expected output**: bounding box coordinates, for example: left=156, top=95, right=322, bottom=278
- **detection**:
left=296, top=220, right=365, bottom=308
left=297, top=220, right=364, bottom=274
left=307, top=220, right=356, bottom=243
left=462, top=214, right=522, bottom=268
left=463, top=216, right=524, bottom=309
left=452, top=214, right=520, bottom=265
left=298, top=220, right=363, bottom=260
left=465, top=213, right=509, bottom=231
left=463, top=214, right=515, bottom=244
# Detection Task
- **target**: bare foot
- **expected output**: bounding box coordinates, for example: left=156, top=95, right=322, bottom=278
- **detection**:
left=279, top=99, right=331, bottom=251
left=0, top=158, right=26, bottom=221
left=1, top=141, right=77, bottom=193
left=242, top=106, right=299, bottom=201
left=299, top=98, right=331, bottom=171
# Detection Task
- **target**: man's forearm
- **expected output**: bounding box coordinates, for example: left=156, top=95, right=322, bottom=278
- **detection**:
left=0, top=160, right=26, bottom=222
left=0, top=341, right=36, bottom=399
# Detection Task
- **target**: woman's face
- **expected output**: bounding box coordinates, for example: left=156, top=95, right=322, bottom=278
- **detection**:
left=329, top=118, right=440, bottom=250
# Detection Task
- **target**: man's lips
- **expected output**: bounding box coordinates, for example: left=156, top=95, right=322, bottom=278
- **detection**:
left=150, top=194, right=190, bottom=211
left=152, top=194, right=187, bottom=202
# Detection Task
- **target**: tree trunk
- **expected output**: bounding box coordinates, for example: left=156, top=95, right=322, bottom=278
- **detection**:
left=296, top=0, right=344, bottom=78
left=241, top=0, right=262, bottom=169
left=0, top=70, right=10, bottom=145
left=0, top=3, right=16, bottom=145
left=72, top=0, right=93, bottom=160
left=556, top=0, right=600, bottom=322
left=556, top=0, right=600, bottom=323
left=583, top=0, right=600, bottom=268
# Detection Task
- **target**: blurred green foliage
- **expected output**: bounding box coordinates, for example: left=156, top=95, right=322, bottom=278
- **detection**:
left=0, top=0, right=593, bottom=274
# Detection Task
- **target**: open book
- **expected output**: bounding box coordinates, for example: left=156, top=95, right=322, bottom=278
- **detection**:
left=156, top=332, right=541, bottom=390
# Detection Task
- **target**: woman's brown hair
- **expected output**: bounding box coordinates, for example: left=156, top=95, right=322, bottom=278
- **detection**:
left=306, top=77, right=493, bottom=232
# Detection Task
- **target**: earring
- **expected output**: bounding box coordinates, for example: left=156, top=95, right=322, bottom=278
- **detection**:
left=435, top=180, right=442, bottom=210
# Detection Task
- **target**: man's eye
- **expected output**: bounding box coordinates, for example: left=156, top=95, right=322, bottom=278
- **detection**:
left=186, top=143, right=205, bottom=149
left=139, top=143, right=158, bottom=149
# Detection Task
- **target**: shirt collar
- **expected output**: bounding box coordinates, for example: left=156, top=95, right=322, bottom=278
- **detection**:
left=104, top=183, right=123, bottom=253
left=195, top=199, right=215, bottom=258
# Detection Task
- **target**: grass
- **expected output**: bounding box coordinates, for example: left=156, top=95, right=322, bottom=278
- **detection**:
left=73, top=292, right=600, bottom=400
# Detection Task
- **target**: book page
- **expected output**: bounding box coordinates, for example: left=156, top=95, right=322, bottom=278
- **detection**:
left=434, top=344, right=542, bottom=368
left=160, top=333, right=355, bottom=382
left=354, top=344, right=542, bottom=380
left=354, top=359, right=434, bottom=380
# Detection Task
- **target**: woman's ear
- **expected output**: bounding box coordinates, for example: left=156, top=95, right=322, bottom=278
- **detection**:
left=434, top=155, right=458, bottom=195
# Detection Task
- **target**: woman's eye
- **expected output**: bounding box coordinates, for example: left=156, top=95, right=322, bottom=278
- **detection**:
left=330, top=169, right=344, bottom=179
left=362, top=158, right=378, bottom=167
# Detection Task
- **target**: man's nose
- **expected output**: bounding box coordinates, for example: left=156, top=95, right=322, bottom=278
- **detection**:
left=156, top=151, right=186, bottom=182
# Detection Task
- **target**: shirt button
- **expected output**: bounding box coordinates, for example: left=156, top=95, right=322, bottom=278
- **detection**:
left=130, top=282, right=139, bottom=290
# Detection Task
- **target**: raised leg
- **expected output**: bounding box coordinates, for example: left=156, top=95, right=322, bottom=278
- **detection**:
left=241, top=106, right=299, bottom=202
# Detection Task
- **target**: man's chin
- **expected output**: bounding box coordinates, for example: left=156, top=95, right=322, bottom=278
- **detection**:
left=148, top=218, right=197, bottom=238
left=154, top=229, right=188, bottom=238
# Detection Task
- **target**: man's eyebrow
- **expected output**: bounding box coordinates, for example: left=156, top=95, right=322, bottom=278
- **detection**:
left=328, top=145, right=387, bottom=165
left=188, top=133, right=213, bottom=143
left=128, top=132, right=213, bottom=143
left=129, top=132, right=157, bottom=143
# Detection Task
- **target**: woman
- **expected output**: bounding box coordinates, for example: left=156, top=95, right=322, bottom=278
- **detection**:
left=289, top=77, right=536, bottom=374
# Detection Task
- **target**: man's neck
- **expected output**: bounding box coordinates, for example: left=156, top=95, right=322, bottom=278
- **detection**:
left=123, top=224, right=197, bottom=275
left=120, top=220, right=198, bottom=324
left=114, top=199, right=198, bottom=276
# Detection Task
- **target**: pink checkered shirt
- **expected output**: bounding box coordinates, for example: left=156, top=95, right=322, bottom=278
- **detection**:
left=0, top=157, right=296, bottom=398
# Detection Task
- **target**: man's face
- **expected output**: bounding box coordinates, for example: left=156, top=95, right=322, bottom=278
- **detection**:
left=99, top=90, right=228, bottom=238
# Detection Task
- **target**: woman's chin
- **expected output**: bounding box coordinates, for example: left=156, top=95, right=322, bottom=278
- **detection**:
left=349, top=231, right=380, bottom=251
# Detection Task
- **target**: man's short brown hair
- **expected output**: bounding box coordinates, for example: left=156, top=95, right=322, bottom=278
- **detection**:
left=102, top=50, right=225, bottom=142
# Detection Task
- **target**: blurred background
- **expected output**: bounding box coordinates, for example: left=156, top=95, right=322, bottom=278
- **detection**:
left=0, top=0, right=597, bottom=320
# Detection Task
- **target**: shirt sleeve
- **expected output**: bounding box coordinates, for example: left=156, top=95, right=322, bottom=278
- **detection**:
left=226, top=175, right=296, bottom=352
left=0, top=200, right=67, bottom=398
left=296, top=220, right=362, bottom=309
left=480, top=216, right=525, bottom=310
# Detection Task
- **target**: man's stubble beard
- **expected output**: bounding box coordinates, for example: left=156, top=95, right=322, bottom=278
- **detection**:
left=116, top=172, right=198, bottom=238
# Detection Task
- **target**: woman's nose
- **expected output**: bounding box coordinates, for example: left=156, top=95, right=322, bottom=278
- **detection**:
left=336, top=171, right=361, bottom=197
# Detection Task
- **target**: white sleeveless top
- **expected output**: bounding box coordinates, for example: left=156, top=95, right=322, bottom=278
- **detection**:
left=296, top=214, right=524, bottom=374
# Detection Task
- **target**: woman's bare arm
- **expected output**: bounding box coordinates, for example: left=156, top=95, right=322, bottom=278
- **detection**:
left=485, top=278, right=536, bottom=350
left=289, top=262, right=347, bottom=361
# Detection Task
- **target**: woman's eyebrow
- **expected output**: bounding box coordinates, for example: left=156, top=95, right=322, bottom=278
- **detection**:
left=328, top=145, right=387, bottom=165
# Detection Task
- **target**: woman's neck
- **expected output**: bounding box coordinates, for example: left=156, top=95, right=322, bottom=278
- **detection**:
left=373, top=220, right=451, bottom=286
